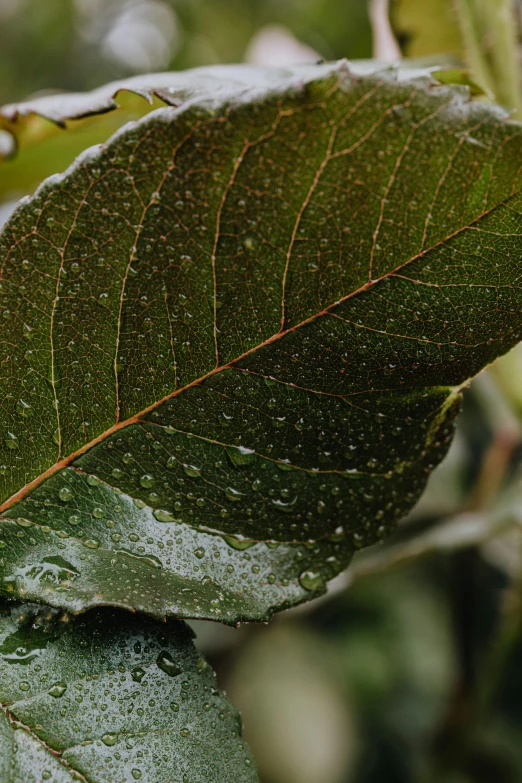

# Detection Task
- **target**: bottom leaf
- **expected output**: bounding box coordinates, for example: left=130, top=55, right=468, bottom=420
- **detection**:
left=0, top=602, right=257, bottom=782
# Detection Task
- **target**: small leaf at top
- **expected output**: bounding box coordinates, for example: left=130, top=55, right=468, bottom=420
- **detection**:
left=0, top=61, right=521, bottom=623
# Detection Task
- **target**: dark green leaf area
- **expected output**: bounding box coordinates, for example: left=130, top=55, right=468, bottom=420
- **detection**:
left=2, top=63, right=522, bottom=621
left=0, top=467, right=350, bottom=621
left=0, top=380, right=456, bottom=620
left=82, top=385, right=457, bottom=543
left=0, top=603, right=257, bottom=783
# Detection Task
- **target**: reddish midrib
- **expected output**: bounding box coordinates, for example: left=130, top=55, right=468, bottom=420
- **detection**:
left=0, top=279, right=372, bottom=513
left=0, top=193, right=514, bottom=514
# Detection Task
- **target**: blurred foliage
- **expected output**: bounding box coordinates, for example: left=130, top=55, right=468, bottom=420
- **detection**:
left=3, top=1, right=522, bottom=781
left=392, top=0, right=463, bottom=59
left=0, top=93, right=164, bottom=205
left=0, top=0, right=372, bottom=210
left=0, top=0, right=372, bottom=105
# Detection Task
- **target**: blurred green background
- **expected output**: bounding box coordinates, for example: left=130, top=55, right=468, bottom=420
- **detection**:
left=3, top=1, right=522, bottom=781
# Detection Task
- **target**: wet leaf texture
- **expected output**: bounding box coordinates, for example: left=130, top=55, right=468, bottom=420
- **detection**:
left=1, top=61, right=522, bottom=621
left=0, top=602, right=257, bottom=782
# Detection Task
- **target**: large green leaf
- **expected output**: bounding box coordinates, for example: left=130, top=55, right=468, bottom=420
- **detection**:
left=0, top=602, right=257, bottom=782
left=1, top=61, right=522, bottom=622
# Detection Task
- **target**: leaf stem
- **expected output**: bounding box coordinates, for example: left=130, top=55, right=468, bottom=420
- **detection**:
left=455, top=0, right=522, bottom=116
left=369, top=0, right=401, bottom=60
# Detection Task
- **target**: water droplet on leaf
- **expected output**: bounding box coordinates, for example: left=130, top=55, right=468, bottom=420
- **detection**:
left=227, top=446, right=256, bottom=467
left=183, top=464, right=201, bottom=478
left=271, top=496, right=297, bottom=512
left=131, top=667, right=146, bottom=683
left=157, top=650, right=182, bottom=677
left=225, top=487, right=243, bottom=502
left=16, top=400, right=34, bottom=418
left=101, top=733, right=118, bottom=746
left=4, top=433, right=18, bottom=451
left=153, top=509, right=176, bottom=523
left=58, top=487, right=74, bottom=502
left=224, top=535, right=255, bottom=550
left=49, top=682, right=67, bottom=698
left=299, top=570, right=324, bottom=592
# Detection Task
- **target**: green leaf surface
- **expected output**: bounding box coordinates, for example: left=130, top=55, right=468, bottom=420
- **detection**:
left=1, top=61, right=522, bottom=622
left=0, top=602, right=257, bottom=782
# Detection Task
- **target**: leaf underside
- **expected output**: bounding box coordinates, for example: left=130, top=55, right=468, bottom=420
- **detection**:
left=0, top=602, right=257, bottom=783
left=1, top=61, right=522, bottom=622
left=0, top=61, right=470, bottom=130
